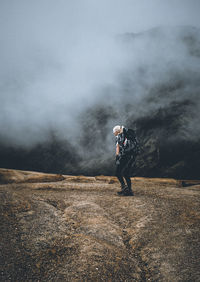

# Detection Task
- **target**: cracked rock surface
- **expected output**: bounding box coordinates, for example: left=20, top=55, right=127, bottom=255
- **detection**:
left=0, top=168, right=200, bottom=281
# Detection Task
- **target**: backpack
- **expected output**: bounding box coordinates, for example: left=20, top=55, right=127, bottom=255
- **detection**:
left=125, top=128, right=141, bottom=156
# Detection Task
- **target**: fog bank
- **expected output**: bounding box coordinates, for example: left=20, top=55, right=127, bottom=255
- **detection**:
left=0, top=1, right=200, bottom=178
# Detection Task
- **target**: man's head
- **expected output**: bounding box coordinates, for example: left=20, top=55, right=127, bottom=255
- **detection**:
left=113, top=125, right=124, bottom=136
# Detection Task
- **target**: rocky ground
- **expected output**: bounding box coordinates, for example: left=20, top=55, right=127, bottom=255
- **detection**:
left=0, top=168, right=200, bottom=281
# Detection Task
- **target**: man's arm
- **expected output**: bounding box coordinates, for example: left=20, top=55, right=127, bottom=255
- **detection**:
left=116, top=143, right=120, bottom=155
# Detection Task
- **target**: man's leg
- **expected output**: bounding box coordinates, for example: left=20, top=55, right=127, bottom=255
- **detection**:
left=123, top=155, right=135, bottom=196
left=116, top=161, right=127, bottom=194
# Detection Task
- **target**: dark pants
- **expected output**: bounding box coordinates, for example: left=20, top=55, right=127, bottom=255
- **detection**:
left=116, top=154, right=135, bottom=189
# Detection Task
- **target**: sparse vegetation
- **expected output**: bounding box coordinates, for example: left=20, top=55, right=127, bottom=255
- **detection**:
left=1, top=169, right=200, bottom=281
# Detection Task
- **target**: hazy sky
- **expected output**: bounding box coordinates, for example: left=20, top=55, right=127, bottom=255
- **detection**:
left=0, top=0, right=200, bottom=147
left=1, top=1, right=200, bottom=38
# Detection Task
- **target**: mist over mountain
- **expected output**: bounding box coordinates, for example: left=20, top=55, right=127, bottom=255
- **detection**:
left=1, top=25, right=200, bottom=179
left=77, top=26, right=200, bottom=178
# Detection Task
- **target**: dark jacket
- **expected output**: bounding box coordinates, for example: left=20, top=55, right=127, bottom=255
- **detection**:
left=115, top=127, right=137, bottom=158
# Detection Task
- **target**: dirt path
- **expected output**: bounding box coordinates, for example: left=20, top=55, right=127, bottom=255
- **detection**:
left=0, top=169, right=200, bottom=281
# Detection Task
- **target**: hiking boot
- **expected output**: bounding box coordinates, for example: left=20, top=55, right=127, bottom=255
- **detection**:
left=124, top=189, right=134, bottom=196
left=122, top=186, right=134, bottom=196
left=117, top=185, right=127, bottom=195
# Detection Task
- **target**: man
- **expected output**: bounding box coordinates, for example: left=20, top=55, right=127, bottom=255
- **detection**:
left=113, top=125, right=138, bottom=196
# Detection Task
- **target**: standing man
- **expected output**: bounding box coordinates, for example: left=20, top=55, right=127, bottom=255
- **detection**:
left=113, top=125, right=139, bottom=196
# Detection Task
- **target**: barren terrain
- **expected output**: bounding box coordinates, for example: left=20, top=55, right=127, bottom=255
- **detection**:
left=0, top=168, right=200, bottom=281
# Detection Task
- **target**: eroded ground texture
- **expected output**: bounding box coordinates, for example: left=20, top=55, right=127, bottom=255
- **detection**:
left=0, top=168, right=200, bottom=281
